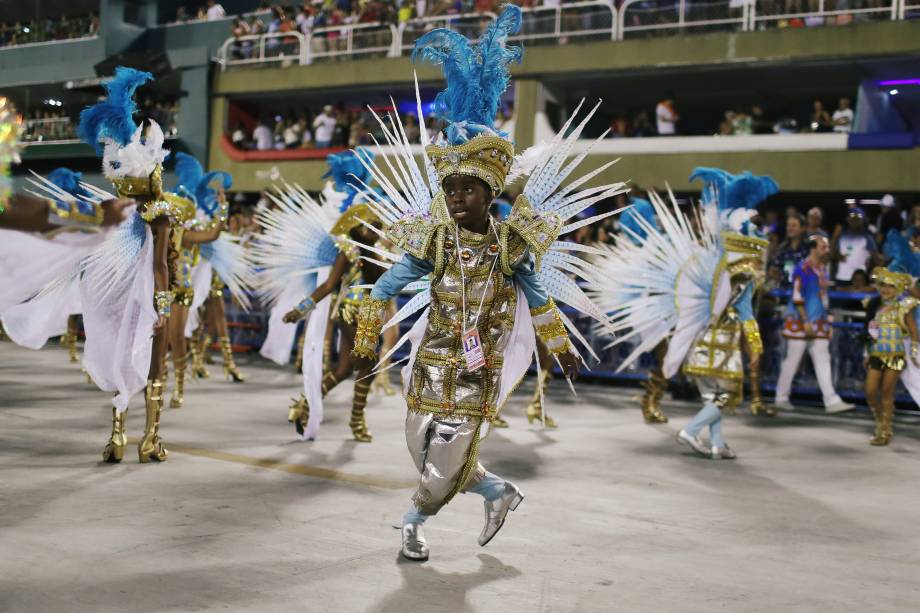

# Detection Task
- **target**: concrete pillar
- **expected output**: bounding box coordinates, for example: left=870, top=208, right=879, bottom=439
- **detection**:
left=513, top=79, right=541, bottom=150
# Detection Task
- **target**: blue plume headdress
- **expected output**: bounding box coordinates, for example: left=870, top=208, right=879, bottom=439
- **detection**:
left=323, top=148, right=376, bottom=212
left=884, top=229, right=920, bottom=278
left=173, top=152, right=232, bottom=217
left=620, top=197, right=658, bottom=245
left=47, top=168, right=93, bottom=200
left=412, top=5, right=523, bottom=145
left=78, top=67, right=152, bottom=154
left=690, top=167, right=778, bottom=237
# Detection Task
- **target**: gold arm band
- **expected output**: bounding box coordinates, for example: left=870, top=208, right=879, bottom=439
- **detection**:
left=353, top=296, right=388, bottom=360
left=741, top=319, right=763, bottom=355
left=530, top=298, right=572, bottom=355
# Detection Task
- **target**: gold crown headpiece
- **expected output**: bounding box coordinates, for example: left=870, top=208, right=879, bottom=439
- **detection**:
left=872, top=267, right=913, bottom=294
left=426, top=135, right=515, bottom=196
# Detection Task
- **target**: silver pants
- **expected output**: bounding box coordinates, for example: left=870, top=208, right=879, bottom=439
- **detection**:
left=405, top=410, right=487, bottom=516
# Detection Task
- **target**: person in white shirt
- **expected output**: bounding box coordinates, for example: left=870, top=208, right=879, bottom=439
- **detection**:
left=832, top=207, right=879, bottom=284
left=313, top=105, right=337, bottom=148
left=832, top=97, right=853, bottom=133
left=656, top=96, right=678, bottom=135
left=206, top=1, right=226, bottom=20
left=253, top=119, right=273, bottom=151
left=231, top=121, right=247, bottom=147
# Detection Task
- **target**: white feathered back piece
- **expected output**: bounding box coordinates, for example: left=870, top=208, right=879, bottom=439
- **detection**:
left=247, top=181, right=341, bottom=308
left=200, top=233, right=253, bottom=310
left=350, top=81, right=629, bottom=363
left=587, top=190, right=723, bottom=375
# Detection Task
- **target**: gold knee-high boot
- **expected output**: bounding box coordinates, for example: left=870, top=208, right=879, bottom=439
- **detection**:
left=102, top=408, right=128, bottom=463
left=747, top=364, right=774, bottom=417
left=288, top=394, right=310, bottom=435
left=220, top=335, right=245, bottom=382
left=871, top=402, right=894, bottom=446
left=170, top=353, right=187, bottom=408
left=525, top=369, right=557, bottom=428
left=62, top=332, right=79, bottom=363
left=190, top=325, right=210, bottom=379
left=350, top=380, right=373, bottom=443
left=640, top=370, right=669, bottom=424
left=202, top=333, right=214, bottom=364
left=371, top=359, right=396, bottom=395
left=294, top=331, right=306, bottom=373
left=138, top=379, right=168, bottom=463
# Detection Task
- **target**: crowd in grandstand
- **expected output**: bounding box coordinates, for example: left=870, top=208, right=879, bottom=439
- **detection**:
left=22, top=97, right=181, bottom=143
left=0, top=12, right=99, bottom=48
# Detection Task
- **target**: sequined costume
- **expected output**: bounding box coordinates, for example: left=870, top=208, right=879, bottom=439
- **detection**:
left=349, top=6, right=624, bottom=559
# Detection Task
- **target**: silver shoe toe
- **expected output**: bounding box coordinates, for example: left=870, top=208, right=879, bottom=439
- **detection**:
left=401, top=523, right=429, bottom=561
left=711, top=444, right=737, bottom=460
left=478, top=482, right=524, bottom=547
left=677, top=429, right=710, bottom=457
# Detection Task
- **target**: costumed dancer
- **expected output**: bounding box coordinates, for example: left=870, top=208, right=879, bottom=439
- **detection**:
left=248, top=149, right=385, bottom=443
left=166, top=153, right=249, bottom=407
left=618, top=196, right=670, bottom=424
left=1, top=168, right=112, bottom=357
left=349, top=5, right=625, bottom=560
left=73, top=67, right=190, bottom=462
left=689, top=168, right=776, bottom=418
left=594, top=170, right=775, bottom=460
left=869, top=231, right=920, bottom=446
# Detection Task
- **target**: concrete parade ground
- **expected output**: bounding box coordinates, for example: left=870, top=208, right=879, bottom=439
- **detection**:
left=1, top=341, right=919, bottom=612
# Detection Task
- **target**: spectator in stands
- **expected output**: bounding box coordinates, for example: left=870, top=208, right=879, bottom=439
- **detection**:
left=806, top=206, right=828, bottom=238
left=631, top=110, right=654, bottom=137
left=840, top=269, right=870, bottom=293
left=773, top=235, right=855, bottom=413
left=905, top=204, right=920, bottom=240
left=771, top=213, right=810, bottom=285
left=231, top=121, right=247, bottom=147
left=655, top=95, right=678, bottom=135
left=609, top=116, right=630, bottom=138
left=810, top=99, right=833, bottom=132
left=253, top=117, right=274, bottom=150
left=231, top=17, right=253, bottom=59
left=313, top=105, right=337, bottom=148
left=299, top=117, right=313, bottom=148
left=207, top=1, right=227, bottom=21
left=751, top=105, right=772, bottom=134
left=832, top=97, right=853, bottom=133
left=832, top=207, right=879, bottom=286
left=403, top=113, right=421, bottom=144
left=283, top=118, right=303, bottom=149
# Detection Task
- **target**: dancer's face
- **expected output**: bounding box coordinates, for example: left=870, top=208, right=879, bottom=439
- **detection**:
left=443, top=174, right=492, bottom=234
left=878, top=283, right=897, bottom=300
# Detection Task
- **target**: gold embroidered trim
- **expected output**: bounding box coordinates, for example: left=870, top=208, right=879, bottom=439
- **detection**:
left=426, top=135, right=514, bottom=195
left=742, top=319, right=763, bottom=355
left=504, top=194, right=564, bottom=271
left=353, top=296, right=387, bottom=359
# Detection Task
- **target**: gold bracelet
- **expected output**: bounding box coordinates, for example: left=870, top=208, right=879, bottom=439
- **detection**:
left=154, top=291, right=174, bottom=317
left=353, top=296, right=388, bottom=360
left=531, top=298, right=572, bottom=355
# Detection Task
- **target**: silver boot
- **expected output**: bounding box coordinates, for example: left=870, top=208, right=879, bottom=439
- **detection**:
left=478, top=482, right=524, bottom=547
left=711, top=444, right=737, bottom=460
left=401, top=523, right=429, bottom=562
left=677, top=429, right=710, bottom=457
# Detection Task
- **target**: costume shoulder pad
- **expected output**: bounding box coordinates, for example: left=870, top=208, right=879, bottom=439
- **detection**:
left=499, top=194, right=563, bottom=274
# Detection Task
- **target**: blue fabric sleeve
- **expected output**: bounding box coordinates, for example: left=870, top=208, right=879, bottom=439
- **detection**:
left=733, top=283, right=755, bottom=322
left=512, top=255, right=550, bottom=309
left=369, top=253, right=433, bottom=300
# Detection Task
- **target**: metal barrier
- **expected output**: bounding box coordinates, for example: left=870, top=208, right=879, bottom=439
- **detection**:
left=218, top=2, right=912, bottom=69
left=512, top=1, right=616, bottom=44
left=305, top=22, right=397, bottom=64
left=749, top=0, right=899, bottom=30
left=395, top=13, right=499, bottom=54
left=219, top=31, right=307, bottom=69
left=619, top=0, right=751, bottom=40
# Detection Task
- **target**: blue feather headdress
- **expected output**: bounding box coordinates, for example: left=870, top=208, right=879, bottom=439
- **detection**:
left=412, top=5, right=523, bottom=145
left=620, top=197, right=657, bottom=245
left=884, top=229, right=920, bottom=278
left=78, top=67, right=151, bottom=154
left=690, top=167, right=778, bottom=237
left=173, top=152, right=232, bottom=217
left=47, top=168, right=93, bottom=200
left=323, top=148, right=376, bottom=212
left=78, top=66, right=170, bottom=181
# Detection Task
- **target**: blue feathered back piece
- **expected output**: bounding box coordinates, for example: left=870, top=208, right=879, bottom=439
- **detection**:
left=173, top=152, right=232, bottom=217
left=620, top=197, right=656, bottom=244
left=47, top=167, right=93, bottom=200
left=689, top=167, right=779, bottom=211
left=885, top=229, right=920, bottom=277
left=323, top=148, right=375, bottom=212
left=412, top=5, right=523, bottom=145
left=78, top=66, right=153, bottom=154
